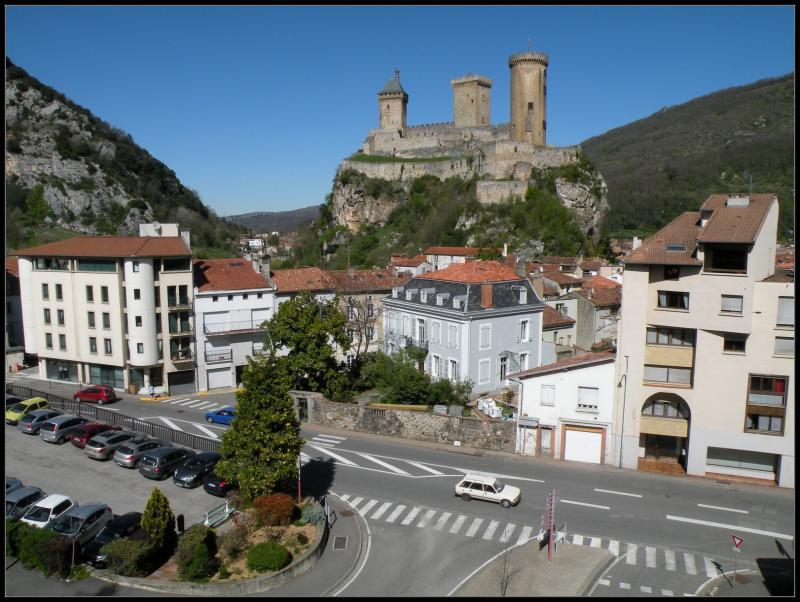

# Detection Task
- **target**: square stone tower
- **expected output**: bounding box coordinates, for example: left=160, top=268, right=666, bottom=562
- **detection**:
left=378, top=69, right=408, bottom=130
left=451, top=74, right=492, bottom=128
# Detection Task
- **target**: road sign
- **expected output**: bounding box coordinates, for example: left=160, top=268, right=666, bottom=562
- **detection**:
left=731, top=534, right=744, bottom=549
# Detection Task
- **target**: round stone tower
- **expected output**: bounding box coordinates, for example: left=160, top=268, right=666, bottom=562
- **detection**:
left=378, top=69, right=408, bottom=130
left=508, top=51, right=548, bottom=145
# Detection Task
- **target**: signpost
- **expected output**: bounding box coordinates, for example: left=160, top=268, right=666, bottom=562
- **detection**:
left=730, top=534, right=744, bottom=589
left=546, top=489, right=558, bottom=561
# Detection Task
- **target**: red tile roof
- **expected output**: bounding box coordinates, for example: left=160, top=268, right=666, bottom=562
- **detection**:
left=581, top=275, right=620, bottom=289
left=542, top=304, right=575, bottom=329
left=624, top=212, right=702, bottom=266
left=425, top=246, right=499, bottom=257
left=6, top=257, right=19, bottom=277
left=513, top=350, right=616, bottom=379
left=11, top=236, right=191, bottom=258
left=421, top=261, right=523, bottom=284
left=697, top=194, right=776, bottom=243
left=271, top=267, right=336, bottom=293
left=576, top=287, right=622, bottom=307
left=328, top=268, right=410, bottom=293
left=390, top=254, right=428, bottom=267
left=194, top=259, right=270, bottom=292
left=541, top=268, right=582, bottom=285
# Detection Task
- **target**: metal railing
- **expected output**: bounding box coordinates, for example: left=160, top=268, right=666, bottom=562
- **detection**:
left=167, top=296, right=192, bottom=308
left=204, top=500, right=237, bottom=528
left=170, top=349, right=194, bottom=362
left=168, top=327, right=194, bottom=336
left=204, top=320, right=265, bottom=335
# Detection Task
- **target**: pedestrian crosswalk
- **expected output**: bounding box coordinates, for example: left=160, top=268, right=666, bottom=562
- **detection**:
left=335, top=492, right=727, bottom=578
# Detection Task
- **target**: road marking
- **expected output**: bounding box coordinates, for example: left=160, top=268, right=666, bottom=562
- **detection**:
left=482, top=520, right=500, bottom=540
left=192, top=401, right=216, bottom=410
left=646, top=546, right=657, bottom=568
left=349, top=497, right=364, bottom=509
left=608, top=540, right=620, bottom=556
left=300, top=452, right=311, bottom=465
left=358, top=499, right=378, bottom=517
left=339, top=494, right=350, bottom=501
left=665, top=514, right=794, bottom=540
left=159, top=397, right=171, bottom=403
left=626, top=543, right=637, bottom=565
left=193, top=423, right=218, bottom=439
left=401, top=507, right=422, bottom=526
left=449, top=514, right=468, bottom=535
left=416, top=509, right=437, bottom=528
left=371, top=502, right=392, bottom=520
left=308, top=441, right=337, bottom=448
left=159, top=417, right=184, bottom=431
left=355, top=453, right=410, bottom=475
left=314, top=434, right=346, bottom=440
left=561, top=499, right=610, bottom=510
left=703, top=556, right=717, bottom=578
left=641, top=586, right=652, bottom=593
left=696, top=503, right=749, bottom=514
left=405, top=461, right=445, bottom=475
left=306, top=444, right=358, bottom=466
left=573, top=534, right=584, bottom=545
left=516, top=525, right=533, bottom=545
left=465, top=518, right=484, bottom=537
left=433, top=512, right=452, bottom=531
left=662, top=589, right=674, bottom=596
left=385, top=505, right=406, bottom=523
left=203, top=403, right=221, bottom=411
left=183, top=400, right=207, bottom=407
left=684, top=553, right=697, bottom=575
left=665, top=549, right=676, bottom=571
left=170, top=397, right=190, bottom=404
left=499, top=523, right=516, bottom=543
left=590, top=537, right=601, bottom=548
left=313, top=436, right=343, bottom=444
left=594, top=488, right=642, bottom=498
left=598, top=579, right=610, bottom=586
left=619, top=582, right=631, bottom=590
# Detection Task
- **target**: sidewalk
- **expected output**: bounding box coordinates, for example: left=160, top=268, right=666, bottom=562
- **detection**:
left=695, top=558, right=794, bottom=597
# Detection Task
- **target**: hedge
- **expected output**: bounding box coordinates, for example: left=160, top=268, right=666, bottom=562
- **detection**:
left=5, top=519, right=71, bottom=576
left=176, top=524, right=218, bottom=581
left=101, top=530, right=161, bottom=577
left=246, top=541, right=292, bottom=573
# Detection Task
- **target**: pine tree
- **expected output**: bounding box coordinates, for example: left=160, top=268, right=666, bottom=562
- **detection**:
left=141, top=487, right=176, bottom=552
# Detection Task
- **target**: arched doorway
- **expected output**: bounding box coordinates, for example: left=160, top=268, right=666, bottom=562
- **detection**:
left=639, top=393, right=691, bottom=471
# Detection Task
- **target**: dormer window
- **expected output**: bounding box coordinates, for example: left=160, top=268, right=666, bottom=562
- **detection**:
left=666, top=244, right=686, bottom=252
left=405, top=288, right=418, bottom=301
left=436, top=293, right=450, bottom=306
left=705, top=245, right=748, bottom=274
left=453, top=295, right=466, bottom=309
left=392, top=287, right=402, bottom=298
left=420, top=287, right=435, bottom=303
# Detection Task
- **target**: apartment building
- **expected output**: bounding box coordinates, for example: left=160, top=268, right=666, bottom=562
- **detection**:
left=614, top=194, right=794, bottom=487
left=424, top=246, right=500, bottom=271
left=554, top=286, right=622, bottom=351
left=12, top=223, right=195, bottom=394
left=193, top=256, right=275, bottom=391
left=382, top=260, right=543, bottom=396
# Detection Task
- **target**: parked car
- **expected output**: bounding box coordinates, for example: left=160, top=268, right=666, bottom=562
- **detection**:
left=6, top=477, right=24, bottom=494
left=138, top=447, right=195, bottom=480
left=70, top=422, right=122, bottom=449
left=20, top=494, right=78, bottom=528
left=113, top=437, right=172, bottom=469
left=39, top=414, right=90, bottom=444
left=84, top=431, right=138, bottom=460
left=6, top=486, right=47, bottom=520
left=48, top=503, right=114, bottom=547
left=6, top=394, right=24, bottom=409
left=203, top=471, right=235, bottom=497
left=204, top=407, right=236, bottom=425
left=454, top=474, right=521, bottom=508
left=73, top=385, right=118, bottom=405
left=82, top=511, right=142, bottom=567
left=173, top=451, right=220, bottom=488
left=6, top=397, right=48, bottom=425
left=17, top=409, right=63, bottom=435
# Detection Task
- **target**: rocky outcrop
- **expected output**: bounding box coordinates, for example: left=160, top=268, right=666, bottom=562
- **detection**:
left=329, top=169, right=408, bottom=233
left=555, top=172, right=608, bottom=238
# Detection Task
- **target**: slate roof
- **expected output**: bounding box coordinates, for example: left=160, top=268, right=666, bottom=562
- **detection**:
left=541, top=305, right=575, bottom=329
left=512, top=350, right=616, bottom=380
left=379, top=77, right=407, bottom=96
left=271, top=267, right=336, bottom=294
left=328, top=268, right=410, bottom=293
left=11, top=236, right=191, bottom=258
left=425, top=246, right=500, bottom=257
left=193, top=259, right=271, bottom=292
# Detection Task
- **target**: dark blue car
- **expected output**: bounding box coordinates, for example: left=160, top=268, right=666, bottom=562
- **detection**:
left=204, top=407, right=236, bottom=425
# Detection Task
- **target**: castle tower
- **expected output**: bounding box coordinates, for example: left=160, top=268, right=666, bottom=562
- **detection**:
left=509, top=51, right=549, bottom=145
left=378, top=68, right=408, bottom=130
left=451, top=74, right=492, bottom=128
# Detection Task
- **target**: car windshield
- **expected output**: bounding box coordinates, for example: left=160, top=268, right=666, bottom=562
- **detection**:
left=183, top=457, right=206, bottom=469
left=40, top=422, right=56, bottom=431
left=52, top=515, right=82, bottom=534
left=19, top=413, right=35, bottom=423
left=10, top=403, right=27, bottom=413
left=117, top=446, right=134, bottom=455
left=24, top=506, right=52, bottom=522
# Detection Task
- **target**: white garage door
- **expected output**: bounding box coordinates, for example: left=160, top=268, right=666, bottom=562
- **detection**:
left=207, top=368, right=232, bottom=390
left=563, top=429, right=603, bottom=464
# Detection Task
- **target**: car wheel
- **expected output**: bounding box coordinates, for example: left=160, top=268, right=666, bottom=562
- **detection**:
left=98, top=399, right=104, bottom=405
left=501, top=499, right=511, bottom=508
left=57, top=436, right=65, bottom=444
left=461, top=493, right=471, bottom=502
left=206, top=417, right=213, bottom=423
left=133, top=460, right=139, bottom=469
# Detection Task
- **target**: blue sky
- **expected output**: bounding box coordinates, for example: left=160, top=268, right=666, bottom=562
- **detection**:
left=5, top=5, right=795, bottom=217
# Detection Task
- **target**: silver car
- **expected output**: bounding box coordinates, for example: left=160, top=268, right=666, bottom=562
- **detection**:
left=84, top=430, right=137, bottom=460
left=17, top=409, right=63, bottom=435
left=6, top=486, right=47, bottom=520
left=6, top=477, right=23, bottom=494
left=48, top=503, right=114, bottom=546
left=39, top=414, right=89, bottom=444
left=113, top=437, right=172, bottom=469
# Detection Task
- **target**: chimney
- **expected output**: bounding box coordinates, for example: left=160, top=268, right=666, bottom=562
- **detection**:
left=481, top=284, right=493, bottom=308
left=587, top=287, right=594, bottom=299
left=632, top=237, right=642, bottom=250
left=180, top=229, right=191, bottom=251
left=502, top=242, right=508, bottom=257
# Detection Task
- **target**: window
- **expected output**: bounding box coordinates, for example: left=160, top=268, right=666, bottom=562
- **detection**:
left=646, top=327, right=695, bottom=347
left=499, top=356, right=508, bottom=381
left=137, top=343, right=144, bottom=354
left=517, top=320, right=529, bottom=343
left=213, top=296, right=218, bottom=302
left=77, top=259, right=116, bottom=272
left=55, top=284, right=63, bottom=301
left=479, top=325, right=491, bottom=349
left=57, top=309, right=65, bottom=326
left=478, top=359, right=490, bottom=384
left=774, top=337, right=794, bottom=357
left=88, top=312, right=95, bottom=328
left=43, top=308, right=51, bottom=325
left=89, top=337, right=97, bottom=354
left=101, top=286, right=109, bottom=303
left=541, top=384, right=555, bottom=406
left=367, top=326, right=375, bottom=341
left=102, top=313, right=111, bottom=329
left=748, top=376, right=787, bottom=407
left=402, top=315, right=410, bottom=336
left=706, top=246, right=747, bottom=273
left=104, top=339, right=112, bottom=355
left=431, top=321, right=441, bottom=344
left=642, top=398, right=689, bottom=419
left=86, top=286, right=94, bottom=302
left=45, top=333, right=53, bottom=349
left=367, top=301, right=375, bottom=318
left=42, top=283, right=49, bottom=300
left=431, top=355, right=442, bottom=378
left=777, top=297, right=794, bottom=327
left=449, top=359, right=459, bottom=381
left=577, top=387, right=599, bottom=412
left=519, top=352, right=528, bottom=370
left=58, top=334, right=66, bottom=350
left=723, top=334, right=747, bottom=353
left=555, top=303, right=568, bottom=316
left=257, top=293, right=263, bottom=299
left=643, top=365, right=692, bottom=385
left=720, top=295, right=743, bottom=314
left=664, top=266, right=680, bottom=280
left=135, top=316, right=142, bottom=327
left=243, top=294, right=248, bottom=300
left=665, top=244, right=686, bottom=253
left=657, top=290, right=689, bottom=310
left=228, top=295, right=233, bottom=301
left=132, top=260, right=139, bottom=272
left=707, top=448, right=778, bottom=472
left=745, top=376, right=786, bottom=433
left=447, top=324, right=458, bottom=348
left=134, top=288, right=141, bottom=300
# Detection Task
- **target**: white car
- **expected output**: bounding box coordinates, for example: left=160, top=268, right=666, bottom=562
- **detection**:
left=20, top=494, right=78, bottom=528
left=454, top=474, right=521, bottom=508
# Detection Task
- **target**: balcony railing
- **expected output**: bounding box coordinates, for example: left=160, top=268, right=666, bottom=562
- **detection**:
left=167, top=296, right=192, bottom=309
left=384, top=331, right=428, bottom=351
left=169, top=327, right=194, bottom=336
left=204, top=319, right=266, bottom=335
left=170, top=349, right=194, bottom=362
left=747, top=393, right=785, bottom=407
left=205, top=349, right=233, bottom=363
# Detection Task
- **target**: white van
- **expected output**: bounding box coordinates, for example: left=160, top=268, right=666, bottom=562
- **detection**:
left=454, top=474, right=521, bottom=508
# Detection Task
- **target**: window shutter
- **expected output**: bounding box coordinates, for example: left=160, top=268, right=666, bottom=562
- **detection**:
left=658, top=291, right=666, bottom=307
left=644, top=365, right=668, bottom=382
left=669, top=367, right=692, bottom=384
left=541, top=384, right=555, bottom=406
left=774, top=337, right=794, bottom=355
left=578, top=387, right=599, bottom=404
left=721, top=295, right=743, bottom=312
left=777, top=297, right=794, bottom=326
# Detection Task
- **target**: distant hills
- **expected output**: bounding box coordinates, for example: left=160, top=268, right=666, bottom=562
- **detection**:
left=582, top=73, right=794, bottom=241
left=225, top=206, right=321, bottom=234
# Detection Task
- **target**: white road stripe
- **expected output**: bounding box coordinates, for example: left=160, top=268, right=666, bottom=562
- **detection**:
left=401, top=507, right=422, bottom=526
left=684, top=553, right=697, bottom=575
left=562, top=499, right=610, bottom=510
left=594, top=488, right=643, bottom=498
left=433, top=512, right=452, bottom=531
left=178, top=399, right=200, bottom=405
left=482, top=520, right=500, bottom=540
left=666, top=514, right=794, bottom=540
left=572, top=534, right=583, bottom=545
left=499, top=523, right=516, bottom=543
left=417, top=509, right=437, bottom=528
left=662, top=590, right=674, bottom=596
left=349, top=497, right=364, bottom=509
left=405, top=461, right=445, bottom=475
left=192, top=401, right=216, bottom=410
left=355, top=453, right=410, bottom=475
left=641, top=586, right=652, bottom=593
left=308, top=441, right=337, bottom=448
left=312, top=436, right=343, bottom=444
left=183, top=400, right=207, bottom=407
left=358, top=499, right=378, bottom=517
left=159, top=397, right=172, bottom=403
left=371, top=502, right=392, bottom=520
left=306, top=444, right=358, bottom=466
left=703, top=556, right=717, bottom=578
left=385, top=505, right=406, bottom=523
left=300, top=452, right=311, bottom=465
left=598, top=579, right=610, bottom=586
left=159, top=417, right=184, bottom=431
left=646, top=546, right=657, bottom=568
left=465, top=518, right=484, bottom=537
left=338, top=494, right=350, bottom=501
left=449, top=514, right=468, bottom=535
left=315, top=434, right=346, bottom=440
left=608, top=540, right=620, bottom=556
left=626, top=543, right=637, bottom=565
left=665, top=549, right=676, bottom=571
left=619, top=582, right=631, bottom=590
left=697, top=503, right=749, bottom=514
left=590, top=537, right=601, bottom=548
left=170, top=397, right=190, bottom=404
left=193, top=423, right=218, bottom=439
left=516, top=525, right=533, bottom=545
left=203, top=403, right=221, bottom=411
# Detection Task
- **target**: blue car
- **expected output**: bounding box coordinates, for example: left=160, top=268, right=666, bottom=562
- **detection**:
left=204, top=407, right=236, bottom=425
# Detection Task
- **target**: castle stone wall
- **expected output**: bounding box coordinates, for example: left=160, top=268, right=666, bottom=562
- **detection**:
left=476, top=181, right=529, bottom=205
left=341, top=158, right=476, bottom=182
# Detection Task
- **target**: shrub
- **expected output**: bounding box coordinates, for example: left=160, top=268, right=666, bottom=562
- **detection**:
left=141, top=487, right=176, bottom=554
left=217, top=565, right=232, bottom=579
left=219, top=511, right=255, bottom=559
left=16, top=526, right=59, bottom=573
left=6, top=519, right=25, bottom=557
left=253, top=493, right=295, bottom=527
left=40, top=535, right=74, bottom=578
left=101, top=531, right=159, bottom=577
left=246, top=541, right=292, bottom=573
left=296, top=532, right=309, bottom=546
left=301, top=504, right=326, bottom=526
left=176, top=524, right=218, bottom=581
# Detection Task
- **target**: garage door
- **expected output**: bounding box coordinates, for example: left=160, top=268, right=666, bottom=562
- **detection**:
left=207, top=368, right=232, bottom=391
left=167, top=370, right=196, bottom=395
left=563, top=428, right=603, bottom=464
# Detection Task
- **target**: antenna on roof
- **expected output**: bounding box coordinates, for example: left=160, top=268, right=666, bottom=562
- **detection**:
left=394, top=68, right=400, bottom=81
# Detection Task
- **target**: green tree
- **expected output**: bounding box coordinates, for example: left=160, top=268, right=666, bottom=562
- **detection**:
left=216, top=354, right=304, bottom=498
left=140, top=487, right=176, bottom=553
left=23, top=184, right=52, bottom=226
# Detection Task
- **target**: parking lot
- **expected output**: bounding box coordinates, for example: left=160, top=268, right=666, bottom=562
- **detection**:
left=5, top=423, right=227, bottom=528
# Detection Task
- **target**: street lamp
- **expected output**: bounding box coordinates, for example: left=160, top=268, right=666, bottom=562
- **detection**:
left=618, top=355, right=629, bottom=469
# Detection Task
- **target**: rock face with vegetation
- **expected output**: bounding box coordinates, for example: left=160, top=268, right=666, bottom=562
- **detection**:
left=5, top=58, right=241, bottom=255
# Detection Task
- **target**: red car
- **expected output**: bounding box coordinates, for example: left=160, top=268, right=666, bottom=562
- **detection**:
left=70, top=422, right=122, bottom=449
left=73, top=385, right=119, bottom=405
